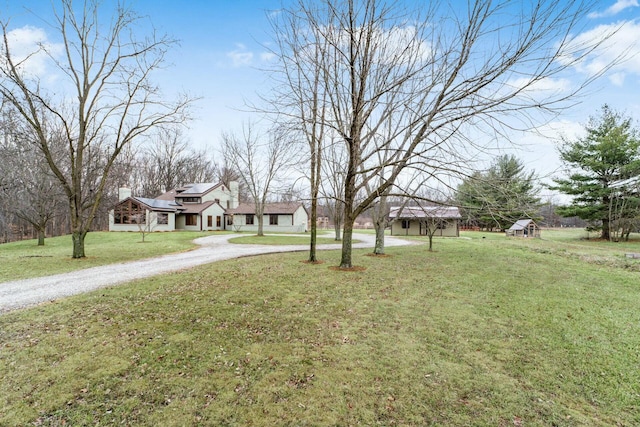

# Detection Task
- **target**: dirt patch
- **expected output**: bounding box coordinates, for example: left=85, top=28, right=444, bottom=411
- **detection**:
left=364, top=253, right=391, bottom=258
left=300, top=260, right=326, bottom=265
left=329, top=266, right=367, bottom=272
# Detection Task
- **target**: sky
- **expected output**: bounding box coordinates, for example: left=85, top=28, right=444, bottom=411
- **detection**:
left=1, top=0, right=640, bottom=203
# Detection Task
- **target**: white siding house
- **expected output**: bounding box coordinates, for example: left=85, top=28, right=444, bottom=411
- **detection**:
left=226, top=202, right=308, bottom=233
left=109, top=182, right=239, bottom=232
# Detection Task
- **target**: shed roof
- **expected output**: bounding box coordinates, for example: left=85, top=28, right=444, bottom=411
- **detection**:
left=389, top=206, right=461, bottom=220
left=508, top=219, right=537, bottom=231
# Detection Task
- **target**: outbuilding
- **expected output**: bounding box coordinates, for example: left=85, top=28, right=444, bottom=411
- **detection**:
left=389, top=206, right=461, bottom=237
left=506, top=219, right=541, bottom=238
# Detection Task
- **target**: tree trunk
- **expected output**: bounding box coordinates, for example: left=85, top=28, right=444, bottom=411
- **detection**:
left=340, top=217, right=354, bottom=268
left=334, top=218, right=342, bottom=241
left=340, top=169, right=356, bottom=267
left=258, top=218, right=264, bottom=236
left=308, top=148, right=319, bottom=262
left=309, top=200, right=318, bottom=262
left=72, top=230, right=87, bottom=258
left=37, top=228, right=45, bottom=246
left=601, top=217, right=610, bottom=241
left=373, top=221, right=385, bottom=255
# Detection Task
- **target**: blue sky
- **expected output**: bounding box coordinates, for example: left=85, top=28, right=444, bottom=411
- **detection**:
left=2, top=0, right=640, bottom=200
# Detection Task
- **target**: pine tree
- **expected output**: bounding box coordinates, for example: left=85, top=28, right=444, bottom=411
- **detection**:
left=551, top=105, right=640, bottom=240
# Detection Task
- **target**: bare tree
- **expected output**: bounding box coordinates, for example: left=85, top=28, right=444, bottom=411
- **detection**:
left=0, top=0, right=193, bottom=258
left=0, top=104, right=67, bottom=245
left=270, top=0, right=620, bottom=268
left=221, top=122, right=295, bottom=236
left=136, top=127, right=216, bottom=197
left=268, top=11, right=330, bottom=262
left=1, top=140, right=65, bottom=246
left=132, top=210, right=159, bottom=243
left=319, top=138, right=347, bottom=241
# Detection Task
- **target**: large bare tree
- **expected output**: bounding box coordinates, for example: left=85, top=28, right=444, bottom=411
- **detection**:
left=270, top=0, right=620, bottom=268
left=221, top=122, right=295, bottom=236
left=0, top=0, right=192, bottom=258
left=268, top=12, right=330, bottom=262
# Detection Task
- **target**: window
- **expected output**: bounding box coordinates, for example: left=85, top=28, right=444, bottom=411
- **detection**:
left=246, top=214, right=254, bottom=225
left=207, top=216, right=213, bottom=227
left=401, top=220, right=410, bottom=229
left=269, top=214, right=278, bottom=225
left=179, top=197, right=200, bottom=203
left=185, top=214, right=198, bottom=226
left=113, top=200, right=145, bottom=224
left=157, top=213, right=168, bottom=225
left=227, top=216, right=233, bottom=226
left=216, top=216, right=221, bottom=227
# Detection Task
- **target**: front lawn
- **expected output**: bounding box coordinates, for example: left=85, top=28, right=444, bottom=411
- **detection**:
left=0, top=232, right=214, bottom=282
left=1, top=234, right=639, bottom=425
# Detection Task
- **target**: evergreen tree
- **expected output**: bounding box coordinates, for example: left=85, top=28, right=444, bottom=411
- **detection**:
left=551, top=105, right=640, bottom=240
left=456, top=155, right=541, bottom=231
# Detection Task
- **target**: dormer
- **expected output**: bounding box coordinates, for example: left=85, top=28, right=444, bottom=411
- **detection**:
left=176, top=196, right=201, bottom=204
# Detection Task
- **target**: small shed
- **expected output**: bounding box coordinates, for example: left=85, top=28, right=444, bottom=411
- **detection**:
left=506, top=219, right=540, bottom=238
left=389, top=206, right=461, bottom=237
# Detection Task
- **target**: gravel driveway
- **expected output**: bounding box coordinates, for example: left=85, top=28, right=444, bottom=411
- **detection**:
left=0, top=233, right=413, bottom=314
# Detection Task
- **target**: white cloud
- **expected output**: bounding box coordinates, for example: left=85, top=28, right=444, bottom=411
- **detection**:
left=501, top=76, right=573, bottom=104
left=225, top=43, right=253, bottom=67
left=259, top=52, right=275, bottom=62
left=327, top=24, right=432, bottom=65
left=608, top=71, right=626, bottom=86
left=227, top=50, right=253, bottom=67
left=588, top=0, right=638, bottom=18
left=515, top=77, right=572, bottom=93
left=534, top=119, right=586, bottom=143
left=3, top=25, right=63, bottom=78
left=224, top=43, right=277, bottom=67
left=565, top=21, right=640, bottom=83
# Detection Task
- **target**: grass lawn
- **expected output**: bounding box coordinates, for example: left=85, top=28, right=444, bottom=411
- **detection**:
left=0, top=231, right=216, bottom=282
left=1, top=229, right=639, bottom=425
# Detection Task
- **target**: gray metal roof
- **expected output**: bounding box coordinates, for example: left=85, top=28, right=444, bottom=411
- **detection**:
left=134, top=197, right=179, bottom=212
left=176, top=183, right=221, bottom=196
left=508, top=219, right=536, bottom=231
left=389, top=206, right=461, bottom=219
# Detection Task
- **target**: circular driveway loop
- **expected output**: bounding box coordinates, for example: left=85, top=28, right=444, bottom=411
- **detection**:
left=0, top=233, right=414, bottom=314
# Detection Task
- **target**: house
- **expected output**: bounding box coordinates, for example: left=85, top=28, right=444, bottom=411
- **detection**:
left=389, top=205, right=461, bottom=237
left=506, top=219, right=541, bottom=238
left=109, top=182, right=239, bottom=232
left=226, top=202, right=308, bottom=233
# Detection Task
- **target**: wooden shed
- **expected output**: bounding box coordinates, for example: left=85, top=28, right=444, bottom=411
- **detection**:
left=506, top=219, right=541, bottom=238
left=389, top=206, right=461, bottom=237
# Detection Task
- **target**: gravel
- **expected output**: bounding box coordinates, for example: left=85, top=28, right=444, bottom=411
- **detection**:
left=0, top=233, right=414, bottom=314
